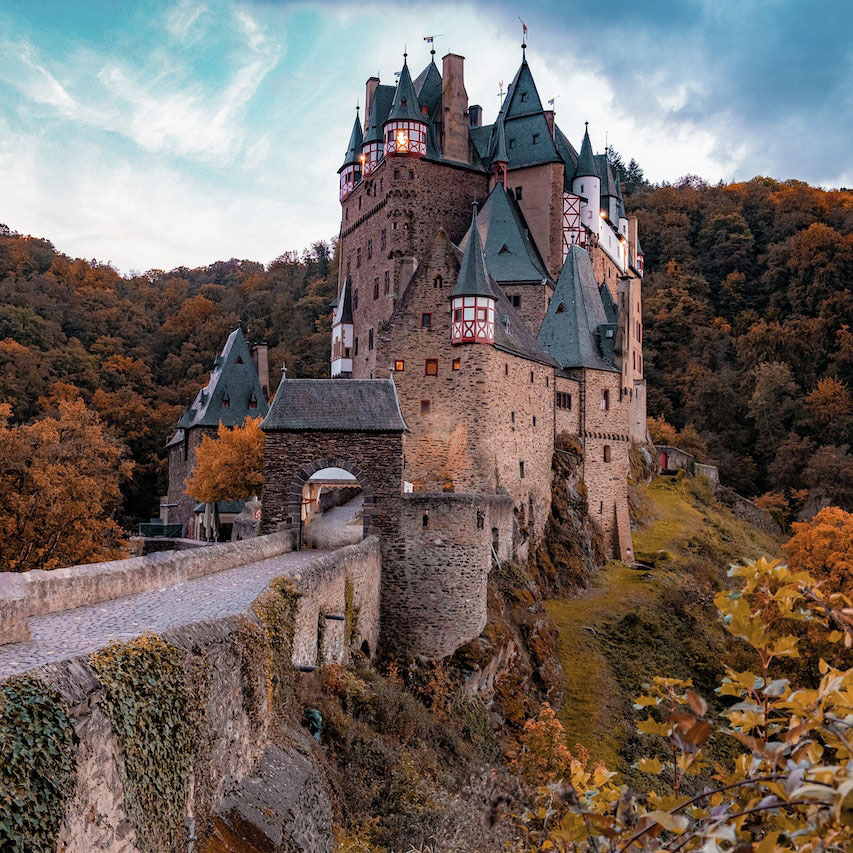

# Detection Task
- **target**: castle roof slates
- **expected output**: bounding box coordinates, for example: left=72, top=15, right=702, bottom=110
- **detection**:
left=175, top=328, right=270, bottom=433
left=554, top=125, right=579, bottom=190
left=339, top=111, right=363, bottom=171
left=459, top=184, right=550, bottom=284
left=501, top=60, right=544, bottom=120
left=599, top=282, right=619, bottom=325
left=334, top=276, right=354, bottom=325
left=451, top=206, right=493, bottom=299
left=414, top=60, right=442, bottom=120
left=537, top=245, right=619, bottom=373
left=596, top=153, right=618, bottom=198
left=261, top=378, right=408, bottom=433
left=573, top=126, right=597, bottom=180
left=363, top=85, right=395, bottom=145
left=386, top=59, right=425, bottom=124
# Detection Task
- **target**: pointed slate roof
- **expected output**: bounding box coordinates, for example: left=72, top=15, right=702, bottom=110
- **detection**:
left=363, top=85, right=395, bottom=145
left=491, top=118, right=508, bottom=165
left=333, top=276, right=353, bottom=325
left=537, top=245, right=618, bottom=372
left=573, top=125, right=597, bottom=179
left=554, top=125, right=579, bottom=190
left=599, top=282, right=618, bottom=324
left=386, top=58, right=425, bottom=124
left=176, top=329, right=270, bottom=432
left=261, top=378, right=407, bottom=432
left=596, top=154, right=618, bottom=199
left=414, top=60, right=442, bottom=119
left=459, top=184, right=550, bottom=285
left=451, top=206, right=494, bottom=299
left=339, top=110, right=363, bottom=172
left=501, top=60, right=544, bottom=119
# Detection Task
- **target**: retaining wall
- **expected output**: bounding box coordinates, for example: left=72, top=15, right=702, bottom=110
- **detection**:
left=0, top=531, right=295, bottom=645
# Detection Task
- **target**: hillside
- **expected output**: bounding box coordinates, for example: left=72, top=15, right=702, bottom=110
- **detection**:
left=546, top=473, right=781, bottom=784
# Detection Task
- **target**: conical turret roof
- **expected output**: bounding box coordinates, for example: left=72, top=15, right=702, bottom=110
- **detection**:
left=339, top=110, right=363, bottom=172
left=573, top=125, right=597, bottom=179
left=451, top=206, right=494, bottom=299
left=386, top=57, right=425, bottom=124
left=491, top=119, right=508, bottom=165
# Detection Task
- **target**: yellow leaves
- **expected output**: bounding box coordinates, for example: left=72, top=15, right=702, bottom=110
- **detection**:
left=646, top=810, right=688, bottom=834
left=636, top=757, right=663, bottom=774
left=771, top=635, right=800, bottom=659
left=637, top=717, right=673, bottom=737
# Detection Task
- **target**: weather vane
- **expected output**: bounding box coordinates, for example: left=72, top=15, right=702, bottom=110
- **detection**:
left=423, top=34, right=443, bottom=58
left=498, top=80, right=505, bottom=107
left=519, top=17, right=528, bottom=57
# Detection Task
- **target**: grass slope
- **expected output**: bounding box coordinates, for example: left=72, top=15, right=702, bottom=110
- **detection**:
left=545, top=475, right=781, bottom=778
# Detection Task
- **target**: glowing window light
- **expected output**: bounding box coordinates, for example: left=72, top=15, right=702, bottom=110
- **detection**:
left=396, top=130, right=408, bottom=147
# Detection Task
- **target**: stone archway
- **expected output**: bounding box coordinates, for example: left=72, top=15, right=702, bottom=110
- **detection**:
left=287, top=457, right=376, bottom=541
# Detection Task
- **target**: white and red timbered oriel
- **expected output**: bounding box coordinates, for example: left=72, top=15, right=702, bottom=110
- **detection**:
left=362, top=142, right=382, bottom=175
left=562, top=192, right=586, bottom=260
left=383, top=120, right=427, bottom=157
left=339, top=163, right=361, bottom=201
left=451, top=295, right=495, bottom=344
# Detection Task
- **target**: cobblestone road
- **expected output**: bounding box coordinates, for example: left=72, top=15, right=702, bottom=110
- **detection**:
left=0, top=550, right=320, bottom=680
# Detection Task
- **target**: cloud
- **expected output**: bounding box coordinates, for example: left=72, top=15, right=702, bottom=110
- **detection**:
left=165, top=0, right=209, bottom=41
left=0, top=41, right=77, bottom=115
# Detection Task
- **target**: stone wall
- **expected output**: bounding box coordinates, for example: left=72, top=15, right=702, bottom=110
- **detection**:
left=382, top=493, right=513, bottom=659
left=0, top=531, right=295, bottom=645
left=162, top=426, right=214, bottom=535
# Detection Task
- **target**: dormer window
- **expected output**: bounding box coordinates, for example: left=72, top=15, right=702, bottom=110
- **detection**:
left=236, top=356, right=244, bottom=364
left=532, top=133, right=539, bottom=144
left=498, top=244, right=510, bottom=254
left=520, top=92, right=528, bottom=103
left=556, top=302, right=565, bottom=314
left=249, top=394, right=258, bottom=410
left=509, top=138, right=515, bottom=149
left=221, top=393, right=230, bottom=409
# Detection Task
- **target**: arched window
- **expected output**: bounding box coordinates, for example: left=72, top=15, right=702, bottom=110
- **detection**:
left=601, top=389, right=610, bottom=411
left=433, top=275, right=443, bottom=289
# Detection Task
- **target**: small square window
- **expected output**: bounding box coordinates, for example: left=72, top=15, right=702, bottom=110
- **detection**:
left=425, top=359, right=438, bottom=376
left=395, top=359, right=405, bottom=372
left=452, top=358, right=460, bottom=371
left=394, top=169, right=400, bottom=179
left=420, top=399, right=430, bottom=414
left=510, top=294, right=521, bottom=308
left=532, top=133, right=539, bottom=144
left=421, top=313, right=432, bottom=328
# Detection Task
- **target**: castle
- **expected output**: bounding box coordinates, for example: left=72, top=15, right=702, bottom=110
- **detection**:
left=163, top=44, right=648, bottom=658
left=328, top=45, right=646, bottom=560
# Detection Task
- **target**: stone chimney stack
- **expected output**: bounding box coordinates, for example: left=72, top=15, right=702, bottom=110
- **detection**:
left=364, top=76, right=380, bottom=130
left=468, top=105, right=482, bottom=128
left=441, top=54, right=469, bottom=163
left=543, top=109, right=555, bottom=138
left=252, top=344, right=270, bottom=400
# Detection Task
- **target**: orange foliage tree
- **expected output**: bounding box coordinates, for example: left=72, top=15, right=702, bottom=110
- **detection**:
left=184, top=416, right=264, bottom=505
left=0, top=399, right=132, bottom=572
left=784, top=506, right=853, bottom=595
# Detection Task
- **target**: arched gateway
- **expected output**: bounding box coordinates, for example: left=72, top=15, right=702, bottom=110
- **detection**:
left=259, top=378, right=407, bottom=545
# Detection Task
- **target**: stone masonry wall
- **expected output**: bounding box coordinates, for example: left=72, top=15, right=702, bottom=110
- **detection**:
left=382, top=493, right=513, bottom=659
left=340, top=157, right=488, bottom=379
left=555, top=374, right=581, bottom=436
left=163, top=426, right=214, bottom=535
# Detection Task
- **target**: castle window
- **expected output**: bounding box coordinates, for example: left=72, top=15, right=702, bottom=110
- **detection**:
left=505, top=364, right=509, bottom=376
left=345, top=208, right=349, bottom=222
left=422, top=513, right=429, bottom=528
left=392, top=221, right=398, bottom=230
left=373, top=278, right=379, bottom=299
left=356, top=247, right=361, bottom=268
left=454, top=307, right=462, bottom=322
left=519, top=460, right=525, bottom=478
left=249, top=395, right=258, bottom=410
left=532, top=133, right=539, bottom=144
left=520, top=91, right=528, bottom=103
left=604, top=445, right=611, bottom=462
left=394, top=168, right=400, bottom=179
left=381, top=229, right=387, bottom=250
left=354, top=337, right=359, bottom=355
left=510, top=294, right=521, bottom=308
left=530, top=370, right=534, bottom=383
left=420, top=399, right=430, bottom=414
left=515, top=186, right=523, bottom=201
left=395, top=359, right=405, bottom=372
left=433, top=275, right=443, bottom=288
left=367, top=239, right=373, bottom=260
left=353, top=289, right=359, bottom=309
left=346, top=258, right=351, bottom=276
left=368, top=329, right=374, bottom=350
left=358, top=196, right=362, bottom=210
left=601, top=389, right=610, bottom=411
left=498, top=244, right=510, bottom=254
left=556, top=392, right=572, bottom=410
left=532, top=415, right=537, bottom=427
left=236, top=356, right=244, bottom=364
left=509, top=138, right=515, bottom=149
left=384, top=271, right=390, bottom=294
left=425, top=359, right=438, bottom=376
left=408, top=169, right=414, bottom=180
left=221, top=393, right=230, bottom=409
left=452, top=358, right=460, bottom=371
left=511, top=411, right=515, bottom=423
left=476, top=510, right=484, bottom=530
left=556, top=302, right=565, bottom=314
left=545, top=376, right=549, bottom=388
left=422, top=313, right=432, bottom=328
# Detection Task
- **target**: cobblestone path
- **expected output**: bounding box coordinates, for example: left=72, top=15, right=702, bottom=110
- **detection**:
left=0, top=550, right=320, bottom=679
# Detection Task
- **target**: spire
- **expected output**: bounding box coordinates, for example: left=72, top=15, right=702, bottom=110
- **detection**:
left=339, top=108, right=363, bottom=171
left=574, top=122, right=597, bottom=179
left=451, top=205, right=494, bottom=299
left=386, top=54, right=425, bottom=124
left=491, top=118, right=508, bottom=165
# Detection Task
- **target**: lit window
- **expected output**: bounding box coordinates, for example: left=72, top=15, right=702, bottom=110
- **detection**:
left=425, top=359, right=438, bottom=376
left=422, top=313, right=432, bottom=328
left=420, top=399, right=430, bottom=414
left=395, top=359, right=405, bottom=372
left=452, top=358, right=460, bottom=371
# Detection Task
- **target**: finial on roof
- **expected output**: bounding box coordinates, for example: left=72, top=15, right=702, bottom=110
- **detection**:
left=585, top=120, right=589, bottom=129
left=281, top=363, right=287, bottom=380
left=403, top=45, right=407, bottom=62
left=519, top=17, right=528, bottom=58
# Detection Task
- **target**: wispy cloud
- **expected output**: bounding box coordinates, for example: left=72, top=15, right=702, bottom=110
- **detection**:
left=0, top=41, right=77, bottom=115
left=165, top=0, right=208, bottom=41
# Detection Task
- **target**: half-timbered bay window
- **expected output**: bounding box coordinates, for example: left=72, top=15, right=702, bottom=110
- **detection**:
left=362, top=142, right=382, bottom=175
left=339, top=163, right=360, bottom=201
left=451, top=295, right=495, bottom=344
left=383, top=120, right=427, bottom=157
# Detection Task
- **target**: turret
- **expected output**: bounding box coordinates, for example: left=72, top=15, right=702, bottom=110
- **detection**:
left=451, top=205, right=495, bottom=345
left=383, top=54, right=428, bottom=158
left=616, top=178, right=629, bottom=239
left=490, top=120, right=508, bottom=187
left=330, top=276, right=354, bottom=378
left=338, top=108, right=363, bottom=202
left=572, top=123, right=600, bottom=233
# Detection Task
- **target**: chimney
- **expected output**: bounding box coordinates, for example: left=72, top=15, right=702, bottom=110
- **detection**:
left=441, top=53, right=469, bottom=162
left=251, top=344, right=270, bottom=401
left=543, top=109, right=555, bottom=137
left=364, top=76, right=380, bottom=131
left=468, top=105, right=482, bottom=128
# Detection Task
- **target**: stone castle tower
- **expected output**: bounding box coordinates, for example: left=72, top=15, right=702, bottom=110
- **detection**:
left=331, top=46, right=647, bottom=560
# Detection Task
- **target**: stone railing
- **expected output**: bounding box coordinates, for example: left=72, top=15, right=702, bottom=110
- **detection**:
left=0, top=531, right=295, bottom=644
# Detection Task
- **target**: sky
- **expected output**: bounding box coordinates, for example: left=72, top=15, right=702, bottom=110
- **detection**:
left=0, top=0, right=850, bottom=273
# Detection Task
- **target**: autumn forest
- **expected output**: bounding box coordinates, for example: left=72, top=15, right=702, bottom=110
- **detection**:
left=0, top=174, right=851, bottom=545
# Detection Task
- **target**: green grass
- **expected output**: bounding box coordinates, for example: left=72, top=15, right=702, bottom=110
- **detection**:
left=545, top=475, right=782, bottom=775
